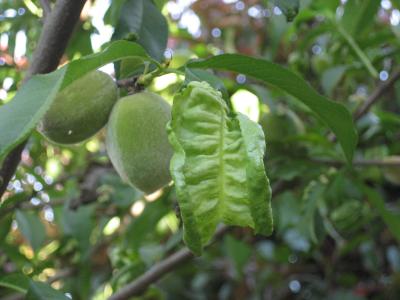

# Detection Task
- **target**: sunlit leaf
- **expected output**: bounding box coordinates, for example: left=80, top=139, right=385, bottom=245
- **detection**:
left=168, top=81, right=272, bottom=254
left=188, top=54, right=358, bottom=162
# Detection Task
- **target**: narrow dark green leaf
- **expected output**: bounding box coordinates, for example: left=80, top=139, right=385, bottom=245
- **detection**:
left=188, top=54, right=358, bottom=162
left=15, top=210, right=46, bottom=253
left=0, top=69, right=65, bottom=162
left=274, top=0, right=300, bottom=22
left=362, top=185, right=400, bottom=243
left=224, top=235, right=252, bottom=277
left=342, top=0, right=380, bottom=36
left=26, top=281, right=70, bottom=300
left=0, top=273, right=30, bottom=293
left=0, top=41, right=149, bottom=160
left=321, top=66, right=347, bottom=96
left=104, top=0, right=127, bottom=26
left=113, top=0, right=168, bottom=61
left=184, top=68, right=229, bottom=100
left=62, top=203, right=94, bottom=253
left=0, top=213, right=13, bottom=241
left=124, top=198, right=170, bottom=251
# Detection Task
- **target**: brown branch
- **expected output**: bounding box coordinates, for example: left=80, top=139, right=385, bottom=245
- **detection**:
left=0, top=164, right=111, bottom=218
left=0, top=0, right=87, bottom=200
left=108, top=226, right=230, bottom=300
left=328, top=67, right=400, bottom=143
left=311, top=157, right=400, bottom=167
left=354, top=68, right=400, bottom=120
left=108, top=182, right=286, bottom=300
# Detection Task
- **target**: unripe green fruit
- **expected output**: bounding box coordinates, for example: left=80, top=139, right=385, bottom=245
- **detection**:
left=39, top=71, right=118, bottom=144
left=106, top=92, right=173, bottom=194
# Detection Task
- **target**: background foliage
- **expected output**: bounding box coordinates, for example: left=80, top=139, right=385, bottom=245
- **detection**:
left=0, top=0, right=400, bottom=299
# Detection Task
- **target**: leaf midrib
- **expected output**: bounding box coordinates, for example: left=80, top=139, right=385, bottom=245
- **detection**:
left=217, top=110, right=226, bottom=219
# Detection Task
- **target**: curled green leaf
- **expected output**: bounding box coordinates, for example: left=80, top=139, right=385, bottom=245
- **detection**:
left=167, top=81, right=273, bottom=255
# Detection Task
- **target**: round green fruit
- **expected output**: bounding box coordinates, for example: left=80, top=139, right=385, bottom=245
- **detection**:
left=39, top=70, right=118, bottom=144
left=106, top=92, right=173, bottom=194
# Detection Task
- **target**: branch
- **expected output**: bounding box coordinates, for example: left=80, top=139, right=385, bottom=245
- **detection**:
left=328, top=67, right=400, bottom=142
left=354, top=68, right=400, bottom=120
left=108, top=226, right=229, bottom=300
left=0, top=164, right=111, bottom=218
left=0, top=0, right=87, bottom=200
left=108, top=182, right=287, bottom=300
left=311, top=157, right=400, bottom=167
left=39, top=0, right=52, bottom=20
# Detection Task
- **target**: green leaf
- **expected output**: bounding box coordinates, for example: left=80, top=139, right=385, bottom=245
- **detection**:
left=0, top=273, right=30, bottom=293
left=0, top=69, right=64, bottom=162
left=15, top=210, right=46, bottom=253
left=61, top=203, right=94, bottom=254
left=302, top=181, right=324, bottom=243
left=341, top=0, right=380, bottom=36
left=0, top=41, right=149, bottom=160
left=335, top=21, right=378, bottom=78
left=124, top=194, right=170, bottom=250
left=113, top=0, right=168, bottom=61
left=0, top=213, right=13, bottom=241
left=274, top=0, right=300, bottom=22
left=362, top=185, right=400, bottom=243
left=187, top=54, right=358, bottom=162
left=321, top=66, right=347, bottom=96
left=104, top=0, right=127, bottom=26
left=224, top=235, right=252, bottom=278
left=26, top=280, right=70, bottom=300
left=167, top=81, right=273, bottom=255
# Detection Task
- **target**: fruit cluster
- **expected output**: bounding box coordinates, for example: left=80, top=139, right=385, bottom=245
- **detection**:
left=38, top=71, right=173, bottom=194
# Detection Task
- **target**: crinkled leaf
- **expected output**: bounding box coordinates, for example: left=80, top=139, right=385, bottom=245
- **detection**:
left=187, top=54, right=358, bottom=163
left=0, top=41, right=150, bottom=160
left=168, top=81, right=272, bottom=255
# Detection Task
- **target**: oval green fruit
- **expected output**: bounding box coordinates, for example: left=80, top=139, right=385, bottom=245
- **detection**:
left=39, top=70, right=118, bottom=144
left=106, top=92, right=173, bottom=194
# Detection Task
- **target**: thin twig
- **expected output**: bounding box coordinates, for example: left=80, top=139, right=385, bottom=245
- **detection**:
left=354, top=68, right=400, bottom=120
left=0, top=0, right=87, bottom=200
left=0, top=164, right=111, bottom=219
left=108, top=226, right=229, bottom=300
left=108, top=182, right=286, bottom=300
left=328, top=67, right=400, bottom=142
left=311, top=157, right=400, bottom=167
